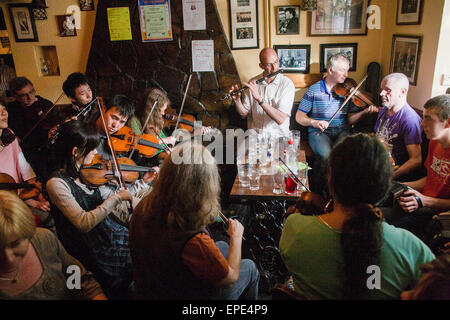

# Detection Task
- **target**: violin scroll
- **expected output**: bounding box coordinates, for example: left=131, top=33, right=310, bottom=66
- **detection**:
left=286, top=192, right=333, bottom=217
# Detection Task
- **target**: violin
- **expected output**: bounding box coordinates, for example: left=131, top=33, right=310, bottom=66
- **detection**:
left=163, top=107, right=197, bottom=133
left=0, top=172, right=46, bottom=202
left=111, top=126, right=168, bottom=158
left=286, top=192, right=333, bottom=217
left=333, top=77, right=376, bottom=108
left=80, top=154, right=156, bottom=187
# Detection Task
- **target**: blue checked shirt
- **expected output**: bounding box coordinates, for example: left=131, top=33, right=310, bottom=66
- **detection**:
left=298, top=79, right=358, bottom=134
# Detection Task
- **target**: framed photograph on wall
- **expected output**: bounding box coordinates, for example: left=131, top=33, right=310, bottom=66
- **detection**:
left=310, top=0, right=370, bottom=36
left=7, top=4, right=39, bottom=42
left=320, top=43, right=358, bottom=72
left=274, top=45, right=310, bottom=74
left=229, top=0, right=259, bottom=50
left=57, top=14, right=77, bottom=37
left=276, top=6, right=300, bottom=35
left=390, top=34, right=422, bottom=86
left=79, top=0, right=95, bottom=11
left=396, top=0, right=423, bottom=25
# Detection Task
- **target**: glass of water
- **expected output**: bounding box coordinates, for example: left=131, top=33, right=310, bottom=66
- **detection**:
left=248, top=163, right=261, bottom=191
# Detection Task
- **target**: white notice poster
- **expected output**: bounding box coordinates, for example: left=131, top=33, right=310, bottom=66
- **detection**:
left=182, top=0, right=206, bottom=30
left=192, top=40, right=214, bottom=72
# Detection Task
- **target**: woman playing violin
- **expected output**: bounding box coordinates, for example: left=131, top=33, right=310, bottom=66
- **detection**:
left=127, top=87, right=176, bottom=157
left=46, top=120, right=156, bottom=299
left=0, top=103, right=52, bottom=227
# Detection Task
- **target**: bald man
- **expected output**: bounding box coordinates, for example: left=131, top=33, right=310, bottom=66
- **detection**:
left=229, top=47, right=295, bottom=137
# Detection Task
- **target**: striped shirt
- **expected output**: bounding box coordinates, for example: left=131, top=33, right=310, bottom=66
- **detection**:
left=298, top=79, right=357, bottom=134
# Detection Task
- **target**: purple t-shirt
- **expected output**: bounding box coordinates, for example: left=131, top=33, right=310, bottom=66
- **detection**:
left=374, top=104, right=422, bottom=166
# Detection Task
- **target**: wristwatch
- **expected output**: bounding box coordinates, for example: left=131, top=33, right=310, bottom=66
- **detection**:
left=258, top=98, right=266, bottom=106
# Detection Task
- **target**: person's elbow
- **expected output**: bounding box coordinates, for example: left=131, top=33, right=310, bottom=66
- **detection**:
left=216, top=267, right=240, bottom=288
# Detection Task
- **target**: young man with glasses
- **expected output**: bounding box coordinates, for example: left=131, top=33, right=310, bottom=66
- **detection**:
left=6, top=77, right=58, bottom=179
left=229, top=47, right=295, bottom=137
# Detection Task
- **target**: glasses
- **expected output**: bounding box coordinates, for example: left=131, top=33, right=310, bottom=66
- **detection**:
left=261, top=59, right=279, bottom=68
left=17, top=88, right=36, bottom=99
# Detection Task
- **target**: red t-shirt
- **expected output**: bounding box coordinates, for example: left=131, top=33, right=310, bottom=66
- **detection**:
left=422, top=140, right=450, bottom=198
left=181, top=233, right=229, bottom=285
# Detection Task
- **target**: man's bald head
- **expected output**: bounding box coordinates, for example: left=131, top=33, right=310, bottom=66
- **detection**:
left=259, top=48, right=278, bottom=63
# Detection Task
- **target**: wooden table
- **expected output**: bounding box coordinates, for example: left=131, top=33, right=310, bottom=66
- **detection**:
left=229, top=150, right=308, bottom=200
left=227, top=150, right=307, bottom=293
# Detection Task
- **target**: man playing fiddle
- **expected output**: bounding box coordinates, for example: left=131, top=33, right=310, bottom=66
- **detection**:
left=62, top=72, right=98, bottom=125
left=374, top=73, right=423, bottom=182
left=295, top=54, right=378, bottom=161
left=6, top=77, right=59, bottom=179
left=95, top=94, right=136, bottom=159
left=229, top=47, right=295, bottom=137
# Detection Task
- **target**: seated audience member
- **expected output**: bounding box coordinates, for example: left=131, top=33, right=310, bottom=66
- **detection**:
left=0, top=190, right=106, bottom=300
left=6, top=77, right=58, bottom=179
left=383, top=95, right=450, bottom=237
left=46, top=120, right=155, bottom=299
left=0, top=103, right=52, bottom=228
left=129, top=143, right=259, bottom=300
left=401, top=254, right=450, bottom=300
left=374, top=73, right=423, bottom=182
left=279, top=133, right=435, bottom=299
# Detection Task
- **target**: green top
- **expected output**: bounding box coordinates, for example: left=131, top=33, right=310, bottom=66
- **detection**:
left=127, top=115, right=167, bottom=156
left=279, top=213, right=435, bottom=300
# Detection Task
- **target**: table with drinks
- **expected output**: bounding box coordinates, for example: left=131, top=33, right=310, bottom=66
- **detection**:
left=228, top=130, right=308, bottom=293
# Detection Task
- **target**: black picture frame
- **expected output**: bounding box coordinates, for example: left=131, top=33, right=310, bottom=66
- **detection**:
left=309, top=0, right=370, bottom=36
left=276, top=6, right=300, bottom=35
left=320, top=43, right=358, bottom=72
left=396, top=0, right=424, bottom=25
left=274, top=45, right=310, bottom=74
left=390, top=34, right=422, bottom=86
left=7, top=4, right=39, bottom=42
left=229, top=0, right=259, bottom=50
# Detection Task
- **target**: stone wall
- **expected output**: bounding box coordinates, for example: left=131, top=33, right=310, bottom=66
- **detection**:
left=86, top=0, right=245, bottom=130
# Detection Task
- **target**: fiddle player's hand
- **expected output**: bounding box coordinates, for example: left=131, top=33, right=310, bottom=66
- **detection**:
left=142, top=166, right=159, bottom=184
left=116, top=189, right=133, bottom=202
left=164, top=135, right=177, bottom=147
left=243, top=81, right=261, bottom=102
left=26, top=178, right=43, bottom=191
left=227, top=218, right=244, bottom=242
left=25, top=198, right=51, bottom=212
left=399, top=188, right=424, bottom=213
left=365, top=105, right=380, bottom=114
left=312, top=120, right=329, bottom=131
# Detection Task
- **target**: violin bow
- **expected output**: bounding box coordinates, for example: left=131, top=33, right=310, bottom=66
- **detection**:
left=20, top=91, right=65, bottom=143
left=278, top=157, right=311, bottom=193
left=174, top=73, right=193, bottom=135
left=319, top=74, right=368, bottom=135
left=128, top=98, right=159, bottom=159
left=96, top=97, right=133, bottom=213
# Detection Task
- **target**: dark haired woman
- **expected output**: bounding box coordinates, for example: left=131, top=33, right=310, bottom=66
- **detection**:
left=280, top=133, right=435, bottom=299
left=46, top=120, right=155, bottom=299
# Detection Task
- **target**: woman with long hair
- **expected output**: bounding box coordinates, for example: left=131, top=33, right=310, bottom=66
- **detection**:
left=46, top=120, right=155, bottom=299
left=280, top=133, right=435, bottom=299
left=129, top=143, right=259, bottom=299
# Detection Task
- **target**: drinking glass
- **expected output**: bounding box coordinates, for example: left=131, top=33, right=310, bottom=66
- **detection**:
left=237, top=163, right=250, bottom=187
left=248, top=164, right=261, bottom=191
left=272, top=170, right=283, bottom=194
left=297, top=162, right=308, bottom=192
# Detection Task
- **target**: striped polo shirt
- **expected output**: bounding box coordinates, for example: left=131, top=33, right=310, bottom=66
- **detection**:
left=298, top=79, right=357, bottom=134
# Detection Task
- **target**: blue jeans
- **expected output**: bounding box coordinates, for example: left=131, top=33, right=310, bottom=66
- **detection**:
left=214, top=241, right=259, bottom=300
left=308, top=127, right=349, bottom=160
